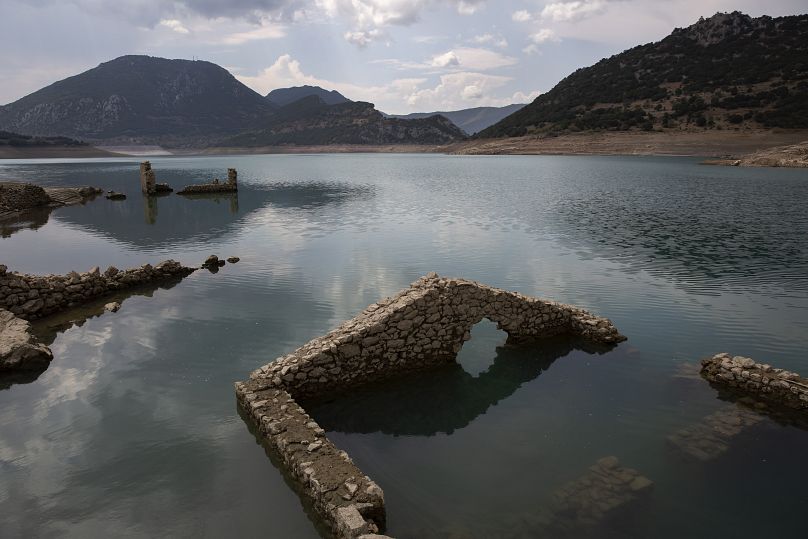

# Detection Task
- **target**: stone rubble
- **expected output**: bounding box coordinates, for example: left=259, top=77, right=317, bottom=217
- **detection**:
left=236, top=273, right=626, bottom=538
left=1, top=181, right=102, bottom=219
left=701, top=353, right=808, bottom=411
left=542, top=456, right=654, bottom=534
left=667, top=404, right=764, bottom=461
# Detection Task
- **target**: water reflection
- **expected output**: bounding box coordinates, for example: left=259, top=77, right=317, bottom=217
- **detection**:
left=310, top=337, right=614, bottom=437
left=0, top=277, right=189, bottom=390
left=0, top=207, right=52, bottom=237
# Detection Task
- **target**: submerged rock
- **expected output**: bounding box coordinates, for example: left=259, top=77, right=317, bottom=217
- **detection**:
left=227, top=256, right=240, bottom=264
left=105, top=192, right=126, bottom=200
left=104, top=302, right=121, bottom=313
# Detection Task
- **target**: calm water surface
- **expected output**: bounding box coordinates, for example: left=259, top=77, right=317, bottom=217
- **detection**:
left=0, top=154, right=806, bottom=538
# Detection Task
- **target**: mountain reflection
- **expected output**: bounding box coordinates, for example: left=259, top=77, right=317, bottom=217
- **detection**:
left=308, top=336, right=615, bottom=437
left=51, top=181, right=373, bottom=249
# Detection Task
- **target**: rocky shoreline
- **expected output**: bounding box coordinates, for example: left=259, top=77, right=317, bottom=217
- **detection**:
left=703, top=141, right=808, bottom=168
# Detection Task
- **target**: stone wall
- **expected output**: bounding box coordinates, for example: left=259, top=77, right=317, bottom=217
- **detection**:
left=177, top=168, right=238, bottom=194
left=0, top=260, right=195, bottom=321
left=139, top=161, right=156, bottom=194
left=701, top=353, right=808, bottom=410
left=236, top=273, right=625, bottom=538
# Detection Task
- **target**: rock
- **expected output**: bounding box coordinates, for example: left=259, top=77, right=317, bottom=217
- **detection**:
left=629, top=476, right=653, bottom=492
left=226, top=256, right=240, bottom=264
left=104, top=302, right=121, bottom=313
left=202, top=255, right=220, bottom=268
left=105, top=192, right=126, bottom=200
left=0, top=309, right=53, bottom=371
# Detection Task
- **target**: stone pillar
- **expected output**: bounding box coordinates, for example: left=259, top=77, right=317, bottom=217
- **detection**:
left=140, top=161, right=156, bottom=195
left=227, top=168, right=238, bottom=187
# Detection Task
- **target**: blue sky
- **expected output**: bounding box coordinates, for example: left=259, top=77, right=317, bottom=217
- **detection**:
left=2, top=0, right=806, bottom=113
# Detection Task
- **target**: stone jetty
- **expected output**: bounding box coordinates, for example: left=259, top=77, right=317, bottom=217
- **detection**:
left=236, top=273, right=625, bottom=538
left=0, top=260, right=197, bottom=373
left=177, top=168, right=238, bottom=194
left=701, top=353, right=808, bottom=411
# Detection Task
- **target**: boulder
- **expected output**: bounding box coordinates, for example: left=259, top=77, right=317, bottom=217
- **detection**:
left=0, top=309, right=52, bottom=371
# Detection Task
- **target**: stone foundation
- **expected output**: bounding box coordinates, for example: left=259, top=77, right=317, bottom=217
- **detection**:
left=667, top=404, right=764, bottom=461
left=0, top=260, right=196, bottom=321
left=236, top=273, right=626, bottom=538
left=177, top=168, right=238, bottom=194
left=701, top=353, right=808, bottom=411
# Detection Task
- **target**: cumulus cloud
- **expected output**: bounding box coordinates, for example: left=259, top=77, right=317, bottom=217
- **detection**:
left=471, top=33, right=508, bottom=48
left=541, top=0, right=608, bottom=22
left=529, top=28, right=560, bottom=43
left=236, top=54, right=535, bottom=113
left=512, top=10, right=533, bottom=22
left=159, top=19, right=190, bottom=34
left=317, top=0, right=488, bottom=46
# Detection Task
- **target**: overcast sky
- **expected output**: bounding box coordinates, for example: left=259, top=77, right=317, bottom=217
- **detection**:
left=1, top=0, right=805, bottom=113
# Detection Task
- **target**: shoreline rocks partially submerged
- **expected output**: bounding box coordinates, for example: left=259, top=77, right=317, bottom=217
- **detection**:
left=703, top=141, right=808, bottom=168
left=0, top=181, right=102, bottom=220
left=0, top=309, right=53, bottom=371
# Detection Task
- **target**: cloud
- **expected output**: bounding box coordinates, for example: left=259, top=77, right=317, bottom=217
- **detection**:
left=317, top=0, right=488, bottom=46
left=512, top=9, right=533, bottom=22
left=540, top=0, right=608, bottom=22
left=529, top=28, right=560, bottom=44
left=159, top=19, right=190, bottom=34
left=431, top=51, right=461, bottom=67
left=218, top=22, right=287, bottom=43
left=380, top=47, right=517, bottom=71
left=344, top=28, right=384, bottom=47
left=236, top=54, right=535, bottom=114
left=471, top=33, right=508, bottom=48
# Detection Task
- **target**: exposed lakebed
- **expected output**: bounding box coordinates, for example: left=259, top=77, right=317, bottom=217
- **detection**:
left=1, top=154, right=807, bottom=538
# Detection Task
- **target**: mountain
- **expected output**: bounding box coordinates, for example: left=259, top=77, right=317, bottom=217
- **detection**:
left=478, top=12, right=808, bottom=138
left=389, top=104, right=526, bottom=135
left=266, top=85, right=350, bottom=107
left=0, top=55, right=275, bottom=145
left=0, top=130, right=88, bottom=147
left=221, top=96, right=466, bottom=146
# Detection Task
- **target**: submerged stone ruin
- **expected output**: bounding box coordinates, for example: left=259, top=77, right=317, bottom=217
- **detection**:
left=0, top=260, right=196, bottom=373
left=139, top=161, right=173, bottom=195
left=701, top=353, right=808, bottom=411
left=667, top=404, right=764, bottom=461
left=236, top=273, right=626, bottom=538
left=177, top=168, right=238, bottom=195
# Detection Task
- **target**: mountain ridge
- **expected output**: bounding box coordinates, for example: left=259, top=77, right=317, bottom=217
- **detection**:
left=266, top=85, right=350, bottom=107
left=478, top=11, right=808, bottom=138
left=388, top=104, right=525, bottom=135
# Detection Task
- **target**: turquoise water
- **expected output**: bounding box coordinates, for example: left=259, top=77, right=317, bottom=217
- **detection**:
left=0, top=154, right=807, bottom=537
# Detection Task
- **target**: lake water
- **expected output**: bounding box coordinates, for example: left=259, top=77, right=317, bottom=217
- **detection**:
left=1, top=154, right=807, bottom=538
